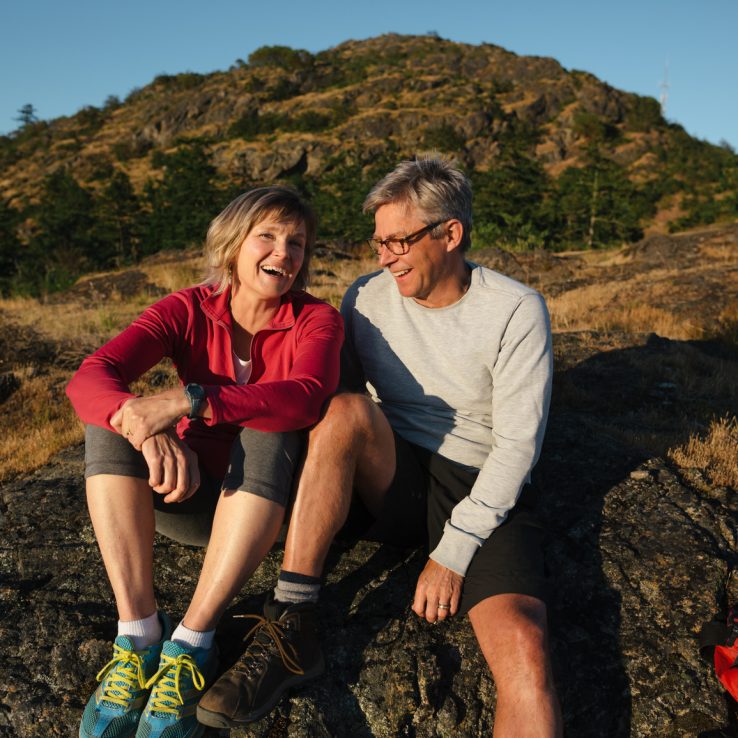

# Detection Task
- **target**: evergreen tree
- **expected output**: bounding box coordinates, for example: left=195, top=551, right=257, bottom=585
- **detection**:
left=24, top=169, right=96, bottom=293
left=471, top=154, right=551, bottom=250
left=92, top=170, right=142, bottom=267
left=0, top=199, right=21, bottom=295
left=305, top=148, right=400, bottom=244
left=15, top=103, right=38, bottom=127
left=548, top=151, right=654, bottom=249
left=142, top=144, right=221, bottom=253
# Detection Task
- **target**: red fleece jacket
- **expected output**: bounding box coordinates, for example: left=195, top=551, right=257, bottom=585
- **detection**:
left=66, top=284, right=343, bottom=480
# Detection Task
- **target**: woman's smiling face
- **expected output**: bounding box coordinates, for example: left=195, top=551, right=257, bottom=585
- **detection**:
left=232, top=214, right=306, bottom=301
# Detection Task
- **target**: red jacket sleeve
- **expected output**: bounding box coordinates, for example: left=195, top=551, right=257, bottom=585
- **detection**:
left=66, top=293, right=189, bottom=430
left=204, top=305, right=343, bottom=431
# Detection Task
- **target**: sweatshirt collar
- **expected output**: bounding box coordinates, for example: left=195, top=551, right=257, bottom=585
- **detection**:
left=201, top=284, right=297, bottom=330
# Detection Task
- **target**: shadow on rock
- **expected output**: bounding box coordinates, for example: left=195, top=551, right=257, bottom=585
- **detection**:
left=541, top=331, right=738, bottom=736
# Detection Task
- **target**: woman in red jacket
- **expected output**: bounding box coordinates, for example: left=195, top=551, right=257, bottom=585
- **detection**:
left=66, top=186, right=342, bottom=738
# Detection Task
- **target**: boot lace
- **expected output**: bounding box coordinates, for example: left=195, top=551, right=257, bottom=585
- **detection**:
left=234, top=614, right=304, bottom=677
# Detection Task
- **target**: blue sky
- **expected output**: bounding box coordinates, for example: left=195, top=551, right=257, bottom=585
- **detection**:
left=1, top=0, right=736, bottom=149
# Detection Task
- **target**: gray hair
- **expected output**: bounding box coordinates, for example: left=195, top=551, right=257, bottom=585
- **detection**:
left=362, top=154, right=473, bottom=251
left=204, top=186, right=317, bottom=294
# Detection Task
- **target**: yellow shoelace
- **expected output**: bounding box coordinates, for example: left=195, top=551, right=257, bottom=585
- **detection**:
left=145, top=653, right=206, bottom=715
left=236, top=614, right=304, bottom=676
left=96, top=644, right=147, bottom=707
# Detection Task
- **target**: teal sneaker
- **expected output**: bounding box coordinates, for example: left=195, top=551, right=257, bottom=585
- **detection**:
left=135, top=640, right=218, bottom=738
left=79, top=612, right=173, bottom=738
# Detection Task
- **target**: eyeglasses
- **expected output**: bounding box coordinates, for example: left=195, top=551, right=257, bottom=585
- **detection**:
left=366, top=220, right=446, bottom=256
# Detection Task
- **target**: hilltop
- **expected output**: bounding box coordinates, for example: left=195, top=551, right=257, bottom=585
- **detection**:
left=1, top=34, right=737, bottom=295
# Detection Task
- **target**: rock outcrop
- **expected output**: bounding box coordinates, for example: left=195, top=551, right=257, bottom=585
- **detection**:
left=1, top=330, right=736, bottom=737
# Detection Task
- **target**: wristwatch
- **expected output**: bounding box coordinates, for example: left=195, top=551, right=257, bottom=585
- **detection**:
left=184, top=383, right=206, bottom=419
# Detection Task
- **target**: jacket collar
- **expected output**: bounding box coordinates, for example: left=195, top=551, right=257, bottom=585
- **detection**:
left=201, top=284, right=298, bottom=330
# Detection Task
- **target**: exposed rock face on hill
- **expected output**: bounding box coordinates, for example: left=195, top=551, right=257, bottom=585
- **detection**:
left=2, top=33, right=735, bottom=231
left=1, top=329, right=736, bottom=738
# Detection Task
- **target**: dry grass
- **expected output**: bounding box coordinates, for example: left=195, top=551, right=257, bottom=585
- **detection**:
left=668, top=416, right=738, bottom=489
left=0, top=369, right=82, bottom=482
left=548, top=285, right=703, bottom=340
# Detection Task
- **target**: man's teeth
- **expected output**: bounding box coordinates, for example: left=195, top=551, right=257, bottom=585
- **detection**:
left=395, top=269, right=411, bottom=277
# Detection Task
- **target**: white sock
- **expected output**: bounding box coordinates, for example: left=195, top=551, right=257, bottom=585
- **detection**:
left=118, top=611, right=161, bottom=650
left=171, top=621, right=215, bottom=650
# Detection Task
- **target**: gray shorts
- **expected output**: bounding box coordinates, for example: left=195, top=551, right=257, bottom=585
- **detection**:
left=84, top=425, right=304, bottom=547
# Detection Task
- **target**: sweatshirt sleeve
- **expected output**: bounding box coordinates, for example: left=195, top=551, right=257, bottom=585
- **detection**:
left=338, top=281, right=367, bottom=393
left=66, top=293, right=189, bottom=431
left=429, top=292, right=553, bottom=576
left=203, top=305, right=344, bottom=432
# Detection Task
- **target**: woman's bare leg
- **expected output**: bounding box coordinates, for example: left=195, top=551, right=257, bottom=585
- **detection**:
left=182, top=489, right=285, bottom=631
left=85, top=474, right=157, bottom=620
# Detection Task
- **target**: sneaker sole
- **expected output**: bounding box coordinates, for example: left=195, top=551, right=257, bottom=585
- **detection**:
left=196, top=659, right=325, bottom=727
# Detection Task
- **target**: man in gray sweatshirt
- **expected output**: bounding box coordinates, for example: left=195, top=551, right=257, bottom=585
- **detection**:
left=201, top=156, right=561, bottom=736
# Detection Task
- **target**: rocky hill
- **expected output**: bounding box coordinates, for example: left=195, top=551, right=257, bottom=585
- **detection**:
left=2, top=35, right=738, bottom=297
left=0, top=223, right=737, bottom=736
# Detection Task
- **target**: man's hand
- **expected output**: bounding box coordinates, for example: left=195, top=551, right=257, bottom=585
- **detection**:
left=111, top=389, right=190, bottom=450
left=412, top=558, right=464, bottom=623
left=141, top=430, right=200, bottom=503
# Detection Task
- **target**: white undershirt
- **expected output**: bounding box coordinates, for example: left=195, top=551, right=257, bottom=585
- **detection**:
left=232, top=350, right=252, bottom=385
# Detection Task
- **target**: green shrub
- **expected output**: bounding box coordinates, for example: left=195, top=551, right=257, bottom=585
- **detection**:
left=248, top=46, right=314, bottom=72
left=573, top=110, right=621, bottom=143
left=626, top=96, right=663, bottom=131
left=422, top=124, right=466, bottom=152
left=153, top=72, right=204, bottom=91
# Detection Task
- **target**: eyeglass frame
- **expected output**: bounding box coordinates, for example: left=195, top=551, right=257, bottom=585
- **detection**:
left=366, top=220, right=447, bottom=256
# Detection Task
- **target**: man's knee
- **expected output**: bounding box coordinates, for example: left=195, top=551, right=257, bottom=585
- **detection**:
left=471, top=595, right=552, bottom=689
left=311, top=393, right=379, bottom=443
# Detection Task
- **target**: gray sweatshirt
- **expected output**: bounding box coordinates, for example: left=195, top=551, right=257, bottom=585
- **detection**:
left=340, top=262, right=553, bottom=576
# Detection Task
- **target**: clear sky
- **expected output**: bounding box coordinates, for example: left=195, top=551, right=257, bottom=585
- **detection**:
left=1, top=0, right=736, bottom=149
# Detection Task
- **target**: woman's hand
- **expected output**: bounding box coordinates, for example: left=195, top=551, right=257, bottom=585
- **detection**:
left=412, top=558, right=464, bottom=623
left=141, top=430, right=200, bottom=503
left=111, top=389, right=190, bottom=450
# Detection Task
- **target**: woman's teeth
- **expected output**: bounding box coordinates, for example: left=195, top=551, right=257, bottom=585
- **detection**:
left=262, top=265, right=291, bottom=277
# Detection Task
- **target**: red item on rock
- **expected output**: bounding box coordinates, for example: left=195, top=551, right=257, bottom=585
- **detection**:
left=714, top=608, right=738, bottom=702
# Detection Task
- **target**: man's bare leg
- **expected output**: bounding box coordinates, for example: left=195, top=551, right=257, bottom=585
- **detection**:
left=282, top=393, right=396, bottom=577
left=469, top=594, right=562, bottom=738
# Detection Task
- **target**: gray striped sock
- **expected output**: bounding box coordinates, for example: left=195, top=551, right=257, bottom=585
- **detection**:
left=273, top=570, right=320, bottom=605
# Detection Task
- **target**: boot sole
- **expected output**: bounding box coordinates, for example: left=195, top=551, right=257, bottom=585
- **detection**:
left=196, top=659, right=325, bottom=727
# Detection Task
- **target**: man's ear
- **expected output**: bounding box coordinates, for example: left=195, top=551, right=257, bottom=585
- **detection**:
left=445, top=219, right=464, bottom=253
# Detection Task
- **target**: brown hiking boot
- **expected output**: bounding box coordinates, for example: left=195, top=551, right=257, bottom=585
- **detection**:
left=196, top=595, right=325, bottom=727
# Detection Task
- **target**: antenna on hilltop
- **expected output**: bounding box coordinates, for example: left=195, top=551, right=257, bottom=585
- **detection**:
left=659, top=59, right=670, bottom=117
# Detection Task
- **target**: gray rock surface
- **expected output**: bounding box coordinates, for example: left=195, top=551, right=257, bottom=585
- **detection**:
left=1, top=331, right=736, bottom=737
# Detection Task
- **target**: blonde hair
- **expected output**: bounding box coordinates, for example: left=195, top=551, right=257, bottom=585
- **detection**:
left=363, top=154, right=473, bottom=251
left=205, top=186, right=317, bottom=294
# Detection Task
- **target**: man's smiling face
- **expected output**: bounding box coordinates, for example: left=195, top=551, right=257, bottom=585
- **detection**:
left=373, top=201, right=459, bottom=308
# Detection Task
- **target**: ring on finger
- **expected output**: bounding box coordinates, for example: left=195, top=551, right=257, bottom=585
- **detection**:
left=438, top=603, right=450, bottom=611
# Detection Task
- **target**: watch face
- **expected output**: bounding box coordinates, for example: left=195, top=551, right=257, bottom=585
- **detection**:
left=186, top=383, right=205, bottom=401
left=185, top=384, right=205, bottom=418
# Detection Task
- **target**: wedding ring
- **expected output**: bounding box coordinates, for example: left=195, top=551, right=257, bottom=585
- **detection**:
left=438, top=603, right=450, bottom=610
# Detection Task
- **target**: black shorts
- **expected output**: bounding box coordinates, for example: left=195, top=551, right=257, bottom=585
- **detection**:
left=346, top=432, right=548, bottom=616
left=84, top=425, right=304, bottom=547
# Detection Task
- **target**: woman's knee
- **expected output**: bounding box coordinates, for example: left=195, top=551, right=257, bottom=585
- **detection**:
left=84, top=424, right=149, bottom=480
left=225, top=428, right=304, bottom=507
